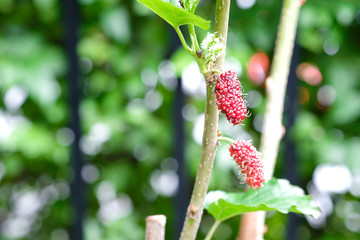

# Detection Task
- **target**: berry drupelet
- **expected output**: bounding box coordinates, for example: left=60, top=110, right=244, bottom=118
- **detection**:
left=215, top=70, right=247, bottom=125
left=229, top=140, right=265, bottom=189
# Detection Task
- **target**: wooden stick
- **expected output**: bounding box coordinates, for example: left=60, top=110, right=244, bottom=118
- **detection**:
left=146, top=215, right=166, bottom=240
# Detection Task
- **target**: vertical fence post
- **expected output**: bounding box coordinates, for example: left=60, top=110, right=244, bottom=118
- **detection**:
left=167, top=26, right=189, bottom=239
left=284, top=42, right=300, bottom=240
left=63, top=0, right=84, bottom=239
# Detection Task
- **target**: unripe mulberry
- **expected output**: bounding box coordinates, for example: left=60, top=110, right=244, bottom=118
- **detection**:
left=215, top=70, right=247, bottom=125
left=229, top=140, right=264, bottom=189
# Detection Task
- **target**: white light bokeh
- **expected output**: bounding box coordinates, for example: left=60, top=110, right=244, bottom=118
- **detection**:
left=150, top=170, right=179, bottom=197
left=81, top=164, right=100, bottom=183
left=317, top=85, right=336, bottom=107
left=80, top=122, right=111, bottom=155
left=160, top=157, right=179, bottom=172
left=4, top=86, right=28, bottom=112
left=335, top=199, right=354, bottom=218
left=313, top=164, right=352, bottom=194
left=100, top=7, right=130, bottom=43
left=182, top=104, right=198, bottom=121
left=224, top=57, right=243, bottom=77
left=55, top=181, right=71, bottom=200
left=253, top=113, right=264, bottom=133
left=204, top=191, right=226, bottom=206
left=141, top=68, right=158, bottom=89
left=1, top=218, right=32, bottom=239
left=97, top=190, right=133, bottom=225
left=2, top=190, right=44, bottom=238
left=40, top=184, right=59, bottom=204
left=335, top=200, right=360, bottom=232
left=13, top=191, right=43, bottom=217
left=181, top=61, right=205, bottom=97
left=79, top=57, right=93, bottom=74
left=306, top=182, right=334, bottom=228
left=133, top=143, right=151, bottom=161
left=236, top=0, right=256, bottom=9
left=51, top=229, right=69, bottom=240
left=336, top=6, right=355, bottom=26
left=350, top=171, right=360, bottom=197
left=56, top=127, right=75, bottom=146
left=245, top=90, right=262, bottom=109
left=158, top=60, right=177, bottom=90
left=215, top=145, right=234, bottom=170
left=310, top=126, right=325, bottom=142
left=0, top=111, right=29, bottom=142
left=144, top=90, right=163, bottom=111
left=323, top=39, right=339, bottom=56
left=192, top=114, right=205, bottom=145
left=218, top=116, right=251, bottom=141
left=37, top=74, right=61, bottom=104
left=91, top=123, right=111, bottom=143
left=345, top=212, right=360, bottom=232
left=0, top=112, right=12, bottom=141
left=127, top=98, right=147, bottom=115
left=96, top=181, right=116, bottom=203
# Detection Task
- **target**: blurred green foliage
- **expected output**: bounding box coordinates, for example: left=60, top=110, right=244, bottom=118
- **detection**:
left=0, top=0, right=359, bottom=239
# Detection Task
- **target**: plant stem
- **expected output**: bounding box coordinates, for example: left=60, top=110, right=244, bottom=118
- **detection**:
left=179, top=1, right=231, bottom=239
left=188, top=24, right=200, bottom=52
left=213, top=0, right=230, bottom=71
left=204, top=220, right=221, bottom=240
left=237, top=0, right=302, bottom=239
left=189, top=0, right=200, bottom=13
left=218, top=136, right=234, bottom=144
left=179, top=76, right=219, bottom=240
left=175, top=27, right=193, bottom=54
left=263, top=0, right=302, bottom=185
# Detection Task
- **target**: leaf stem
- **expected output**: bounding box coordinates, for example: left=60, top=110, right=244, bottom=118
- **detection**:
left=190, top=0, right=200, bottom=13
left=218, top=136, right=234, bottom=144
left=204, top=220, right=221, bottom=240
left=175, top=27, right=193, bottom=54
left=188, top=24, right=200, bottom=52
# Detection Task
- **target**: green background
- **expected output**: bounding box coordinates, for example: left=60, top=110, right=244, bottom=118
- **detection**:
left=0, top=0, right=359, bottom=239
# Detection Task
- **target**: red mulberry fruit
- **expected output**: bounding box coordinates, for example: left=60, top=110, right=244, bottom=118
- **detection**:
left=215, top=70, right=247, bottom=125
left=229, top=140, right=264, bottom=189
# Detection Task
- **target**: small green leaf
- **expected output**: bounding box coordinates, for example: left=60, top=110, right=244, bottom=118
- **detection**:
left=205, top=178, right=321, bottom=222
left=137, top=0, right=210, bottom=29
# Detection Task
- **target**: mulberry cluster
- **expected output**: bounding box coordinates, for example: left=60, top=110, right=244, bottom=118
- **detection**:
left=215, top=70, right=247, bottom=125
left=229, top=140, right=264, bottom=189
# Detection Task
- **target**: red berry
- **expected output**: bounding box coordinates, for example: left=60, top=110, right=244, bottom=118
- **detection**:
left=229, top=140, right=264, bottom=189
left=214, top=70, right=247, bottom=125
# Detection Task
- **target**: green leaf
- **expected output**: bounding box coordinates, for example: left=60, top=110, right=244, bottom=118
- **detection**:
left=204, top=178, right=321, bottom=222
left=137, top=0, right=210, bottom=29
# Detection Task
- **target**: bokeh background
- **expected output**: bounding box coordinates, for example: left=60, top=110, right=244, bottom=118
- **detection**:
left=0, top=0, right=360, bottom=239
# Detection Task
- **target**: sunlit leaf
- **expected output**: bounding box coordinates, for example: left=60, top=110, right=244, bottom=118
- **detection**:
left=205, top=178, right=321, bottom=222
left=137, top=0, right=210, bottom=29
